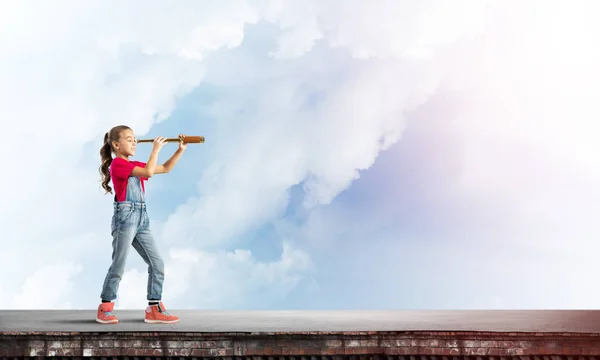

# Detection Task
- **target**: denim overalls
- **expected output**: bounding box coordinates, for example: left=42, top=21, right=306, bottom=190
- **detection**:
left=100, top=175, right=165, bottom=302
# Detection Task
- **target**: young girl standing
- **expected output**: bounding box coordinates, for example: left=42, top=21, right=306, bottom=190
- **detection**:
left=97, top=125, right=186, bottom=324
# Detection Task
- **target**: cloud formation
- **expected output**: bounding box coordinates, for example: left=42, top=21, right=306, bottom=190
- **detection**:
left=0, top=0, right=278, bottom=308
left=159, top=0, right=494, bottom=249
left=2, top=0, right=599, bottom=310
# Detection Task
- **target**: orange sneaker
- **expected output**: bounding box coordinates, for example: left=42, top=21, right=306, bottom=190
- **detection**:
left=144, top=302, right=179, bottom=324
left=96, top=302, right=118, bottom=324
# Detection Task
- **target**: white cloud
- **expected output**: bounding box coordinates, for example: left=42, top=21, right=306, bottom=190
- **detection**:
left=0, top=0, right=502, bottom=309
left=113, top=240, right=313, bottom=309
left=116, top=269, right=150, bottom=310
left=445, top=1, right=600, bottom=254
left=160, top=241, right=314, bottom=309
left=0, top=0, right=288, bottom=309
left=177, top=0, right=600, bottom=310
left=3, top=0, right=598, bottom=310
left=160, top=0, right=493, bottom=250
left=287, top=0, right=600, bottom=310
left=262, top=0, right=492, bottom=60
left=6, top=263, right=82, bottom=310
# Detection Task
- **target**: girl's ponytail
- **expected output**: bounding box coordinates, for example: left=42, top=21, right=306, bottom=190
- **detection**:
left=99, top=125, right=131, bottom=194
left=99, top=132, right=114, bottom=194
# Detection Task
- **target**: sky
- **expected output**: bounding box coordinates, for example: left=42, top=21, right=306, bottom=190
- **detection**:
left=1, top=0, right=600, bottom=311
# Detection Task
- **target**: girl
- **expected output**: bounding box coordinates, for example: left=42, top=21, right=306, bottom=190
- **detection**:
left=97, top=125, right=186, bottom=324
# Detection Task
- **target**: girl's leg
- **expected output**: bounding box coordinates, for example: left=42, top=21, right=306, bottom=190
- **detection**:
left=133, top=211, right=179, bottom=324
left=100, top=205, right=139, bottom=301
left=132, top=227, right=165, bottom=301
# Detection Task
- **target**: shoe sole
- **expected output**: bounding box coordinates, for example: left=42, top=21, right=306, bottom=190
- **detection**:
left=144, top=318, right=180, bottom=324
left=96, top=317, right=118, bottom=324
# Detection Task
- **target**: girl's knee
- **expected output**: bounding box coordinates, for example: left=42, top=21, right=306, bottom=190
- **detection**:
left=151, top=257, right=165, bottom=273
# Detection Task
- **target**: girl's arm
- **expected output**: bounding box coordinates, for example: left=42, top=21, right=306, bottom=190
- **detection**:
left=155, top=135, right=187, bottom=174
left=154, top=149, right=184, bottom=174
left=132, top=137, right=166, bottom=178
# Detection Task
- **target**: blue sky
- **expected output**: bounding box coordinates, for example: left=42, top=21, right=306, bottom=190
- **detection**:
left=130, top=22, right=449, bottom=309
left=2, top=1, right=600, bottom=311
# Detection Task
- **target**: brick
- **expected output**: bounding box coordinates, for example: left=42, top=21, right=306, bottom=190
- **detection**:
left=369, top=346, right=383, bottom=354
left=464, top=347, right=487, bottom=356
left=444, top=339, right=459, bottom=348
left=380, top=339, right=396, bottom=347
left=151, top=348, right=162, bottom=356
left=463, top=340, right=481, bottom=348
left=497, top=348, right=512, bottom=356
left=192, top=349, right=211, bottom=356
left=488, top=348, right=500, bottom=356
left=7, top=347, right=26, bottom=357
left=476, top=347, right=489, bottom=355
left=28, top=347, right=44, bottom=357
left=27, top=340, right=45, bottom=348
left=499, top=340, right=517, bottom=348
left=431, top=347, right=444, bottom=355
left=166, top=348, right=192, bottom=357
left=9, top=326, right=600, bottom=358
left=245, top=340, right=264, bottom=349
left=98, top=340, right=116, bottom=347
left=183, top=340, right=202, bottom=348
left=353, top=347, right=379, bottom=354
left=362, top=340, right=378, bottom=347
left=390, top=347, right=413, bottom=355
left=345, top=340, right=361, bottom=347
left=208, top=348, right=233, bottom=356
left=50, top=348, right=82, bottom=357
left=165, top=340, right=184, bottom=348
left=416, top=339, right=441, bottom=347
left=442, top=348, right=460, bottom=356
left=418, top=347, right=433, bottom=355
left=480, top=340, right=498, bottom=347
left=82, top=340, right=98, bottom=348
left=147, top=339, right=161, bottom=348
left=138, top=339, right=152, bottom=347
left=401, top=339, right=413, bottom=347
left=326, top=340, right=343, bottom=347
left=63, top=340, right=81, bottom=348
left=219, top=340, right=234, bottom=347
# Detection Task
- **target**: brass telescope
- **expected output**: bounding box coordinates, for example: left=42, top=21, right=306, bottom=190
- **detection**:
left=136, top=135, right=205, bottom=144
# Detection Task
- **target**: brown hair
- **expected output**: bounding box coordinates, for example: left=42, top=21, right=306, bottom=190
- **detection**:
left=99, top=125, right=132, bottom=194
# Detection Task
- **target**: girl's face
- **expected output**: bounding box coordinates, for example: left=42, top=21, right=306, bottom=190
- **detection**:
left=113, top=129, right=136, bottom=157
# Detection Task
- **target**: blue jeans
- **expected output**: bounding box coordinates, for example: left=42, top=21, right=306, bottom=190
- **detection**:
left=100, top=201, right=164, bottom=301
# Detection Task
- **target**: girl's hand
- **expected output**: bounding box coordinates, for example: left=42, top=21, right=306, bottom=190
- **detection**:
left=152, top=136, right=167, bottom=153
left=178, top=134, right=188, bottom=151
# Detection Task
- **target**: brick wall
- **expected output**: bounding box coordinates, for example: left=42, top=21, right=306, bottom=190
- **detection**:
left=3, top=331, right=600, bottom=358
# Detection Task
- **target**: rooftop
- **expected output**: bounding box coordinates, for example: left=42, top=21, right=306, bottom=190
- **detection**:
left=1, top=309, right=599, bottom=334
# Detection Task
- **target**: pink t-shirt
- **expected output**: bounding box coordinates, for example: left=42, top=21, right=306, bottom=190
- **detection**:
left=110, top=157, right=148, bottom=201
